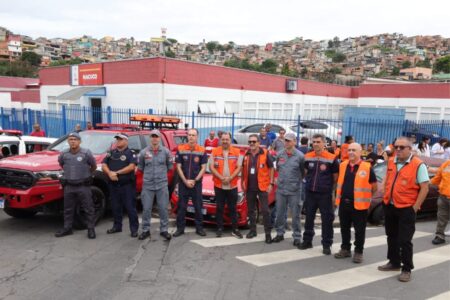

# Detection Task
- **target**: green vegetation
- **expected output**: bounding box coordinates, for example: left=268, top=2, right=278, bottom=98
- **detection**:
left=401, top=61, right=411, bottom=68
left=49, top=57, right=83, bottom=66
left=0, top=52, right=42, bottom=77
left=433, top=55, right=450, bottom=73
left=224, top=58, right=285, bottom=75
left=416, top=58, right=431, bottom=68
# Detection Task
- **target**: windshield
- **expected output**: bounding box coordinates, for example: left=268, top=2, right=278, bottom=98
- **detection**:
left=49, top=131, right=117, bottom=155
left=174, top=135, right=188, bottom=145
left=373, top=161, right=387, bottom=183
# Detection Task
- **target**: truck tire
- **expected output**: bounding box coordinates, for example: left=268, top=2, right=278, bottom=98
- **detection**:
left=3, top=207, right=38, bottom=218
left=370, top=205, right=385, bottom=226
left=73, top=186, right=106, bottom=229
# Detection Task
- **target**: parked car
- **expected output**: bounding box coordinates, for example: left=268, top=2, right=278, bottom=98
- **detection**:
left=170, top=146, right=277, bottom=227
left=0, top=130, right=56, bottom=157
left=232, top=120, right=341, bottom=145
left=368, top=156, right=444, bottom=225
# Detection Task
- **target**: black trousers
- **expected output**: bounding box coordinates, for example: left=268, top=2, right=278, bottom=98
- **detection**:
left=303, top=190, right=335, bottom=247
left=338, top=200, right=368, bottom=253
left=63, top=184, right=95, bottom=230
left=215, top=187, right=238, bottom=230
left=109, top=182, right=139, bottom=233
left=384, top=204, right=416, bottom=272
left=177, top=183, right=203, bottom=231
left=246, top=190, right=271, bottom=234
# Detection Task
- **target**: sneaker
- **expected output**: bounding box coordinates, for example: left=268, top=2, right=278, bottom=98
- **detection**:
left=106, top=227, right=122, bottom=234
left=231, top=229, right=243, bottom=239
left=55, top=228, right=73, bottom=238
left=87, top=228, right=96, bottom=239
left=293, top=239, right=301, bottom=247
left=334, top=249, right=351, bottom=259
left=352, top=252, right=363, bottom=263
left=138, top=231, right=150, bottom=240
left=398, top=271, right=411, bottom=282
left=272, top=235, right=284, bottom=243
left=160, top=231, right=172, bottom=241
left=378, top=262, right=401, bottom=271
left=322, top=247, right=331, bottom=255
left=265, top=233, right=272, bottom=244
left=298, top=241, right=313, bottom=250
left=173, top=230, right=185, bottom=237
left=216, top=230, right=223, bottom=238
left=432, top=236, right=445, bottom=245
left=196, top=229, right=207, bottom=237
left=246, top=231, right=257, bottom=239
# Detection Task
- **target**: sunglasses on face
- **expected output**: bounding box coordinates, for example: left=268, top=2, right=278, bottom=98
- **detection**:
left=248, top=140, right=258, bottom=144
left=394, top=145, right=410, bottom=150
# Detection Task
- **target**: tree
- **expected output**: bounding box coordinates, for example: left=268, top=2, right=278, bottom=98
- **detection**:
left=206, top=41, right=218, bottom=53
left=49, top=57, right=83, bottom=66
left=416, top=58, right=431, bottom=68
left=164, top=49, right=176, bottom=58
left=333, top=36, right=340, bottom=48
left=401, top=61, right=411, bottom=69
left=392, top=66, right=400, bottom=76
left=300, top=67, right=308, bottom=78
left=259, top=59, right=277, bottom=74
left=0, top=60, right=37, bottom=77
left=328, top=40, right=334, bottom=49
left=433, top=55, right=450, bottom=73
left=167, top=38, right=178, bottom=44
left=332, top=52, right=346, bottom=63
left=21, top=51, right=41, bottom=67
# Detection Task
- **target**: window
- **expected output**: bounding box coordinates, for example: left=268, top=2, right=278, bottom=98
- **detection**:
left=224, top=101, right=240, bottom=114
left=198, top=101, right=217, bottom=115
left=445, top=108, right=450, bottom=120
left=271, top=103, right=282, bottom=118
left=243, top=102, right=257, bottom=117
left=166, top=99, right=188, bottom=114
left=243, top=124, right=264, bottom=133
left=283, top=103, right=293, bottom=119
left=404, top=106, right=418, bottom=121
left=420, top=107, right=441, bottom=120
left=127, top=135, right=142, bottom=152
left=258, top=102, right=270, bottom=118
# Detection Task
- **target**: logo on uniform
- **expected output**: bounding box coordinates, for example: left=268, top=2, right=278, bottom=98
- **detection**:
left=359, top=170, right=367, bottom=178
left=77, top=156, right=83, bottom=162
left=320, top=164, right=327, bottom=171
left=279, top=158, right=286, bottom=164
left=401, top=179, right=408, bottom=186
left=183, top=155, right=188, bottom=161
left=120, top=155, right=126, bottom=161
left=194, top=156, right=200, bottom=163
left=309, top=162, right=314, bottom=168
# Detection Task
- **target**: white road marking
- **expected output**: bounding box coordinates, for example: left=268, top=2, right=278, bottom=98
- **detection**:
left=236, top=231, right=431, bottom=267
left=427, top=290, right=450, bottom=300
left=298, top=244, right=450, bottom=293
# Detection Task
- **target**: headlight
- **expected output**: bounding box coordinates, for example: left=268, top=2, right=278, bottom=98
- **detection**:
left=34, top=170, right=63, bottom=181
left=237, top=192, right=244, bottom=204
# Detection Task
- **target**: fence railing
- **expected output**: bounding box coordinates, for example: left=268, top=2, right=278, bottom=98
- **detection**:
left=1, top=106, right=449, bottom=146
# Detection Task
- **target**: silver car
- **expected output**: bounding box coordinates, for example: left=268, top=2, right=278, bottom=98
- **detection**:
left=232, top=120, right=341, bottom=145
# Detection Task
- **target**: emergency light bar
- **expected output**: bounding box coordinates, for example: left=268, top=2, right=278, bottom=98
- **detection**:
left=130, top=114, right=181, bottom=130
left=95, top=123, right=139, bottom=131
left=0, top=130, right=23, bottom=136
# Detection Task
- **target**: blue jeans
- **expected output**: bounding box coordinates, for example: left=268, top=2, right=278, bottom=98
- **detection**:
left=109, top=183, right=139, bottom=233
left=141, top=187, right=169, bottom=233
left=275, top=191, right=302, bottom=240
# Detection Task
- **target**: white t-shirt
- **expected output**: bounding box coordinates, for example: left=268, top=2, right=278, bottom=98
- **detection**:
left=444, top=147, right=450, bottom=160
left=431, top=143, right=445, bottom=159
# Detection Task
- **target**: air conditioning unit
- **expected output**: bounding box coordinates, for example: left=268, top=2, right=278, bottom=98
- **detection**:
left=286, top=79, right=298, bottom=92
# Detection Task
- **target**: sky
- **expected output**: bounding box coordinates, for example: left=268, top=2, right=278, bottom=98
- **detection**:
left=1, top=0, right=449, bottom=44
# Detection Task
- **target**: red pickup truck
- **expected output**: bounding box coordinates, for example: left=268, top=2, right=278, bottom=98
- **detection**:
left=0, top=115, right=187, bottom=228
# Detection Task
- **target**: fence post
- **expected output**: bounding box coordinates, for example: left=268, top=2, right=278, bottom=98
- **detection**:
left=348, top=117, right=353, bottom=137
left=83, top=106, right=87, bottom=126
left=439, top=119, right=445, bottom=137
left=107, top=106, right=112, bottom=124
left=22, top=108, right=27, bottom=133
left=149, top=108, right=153, bottom=114
left=43, top=110, right=48, bottom=136
left=296, top=114, right=301, bottom=147
left=1, top=107, right=4, bottom=130
left=231, top=113, right=235, bottom=141
left=11, top=108, right=16, bottom=130
left=191, top=111, right=195, bottom=128
left=62, top=105, right=67, bottom=134
left=27, top=108, right=33, bottom=134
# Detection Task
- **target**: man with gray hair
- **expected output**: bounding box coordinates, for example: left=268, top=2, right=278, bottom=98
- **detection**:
left=334, top=143, right=378, bottom=263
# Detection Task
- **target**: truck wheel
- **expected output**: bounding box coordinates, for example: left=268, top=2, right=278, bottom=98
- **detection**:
left=73, top=186, right=106, bottom=229
left=370, top=205, right=385, bottom=226
left=3, top=207, right=38, bottom=218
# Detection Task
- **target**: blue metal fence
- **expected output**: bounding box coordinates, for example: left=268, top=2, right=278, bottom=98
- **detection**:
left=0, top=106, right=449, bottom=146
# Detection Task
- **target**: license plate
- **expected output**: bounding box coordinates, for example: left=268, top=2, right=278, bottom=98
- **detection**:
left=0, top=198, right=4, bottom=209
left=187, top=206, right=207, bottom=215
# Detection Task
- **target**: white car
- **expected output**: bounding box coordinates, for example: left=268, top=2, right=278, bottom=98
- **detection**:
left=0, top=133, right=57, bottom=157
left=232, top=120, right=341, bottom=145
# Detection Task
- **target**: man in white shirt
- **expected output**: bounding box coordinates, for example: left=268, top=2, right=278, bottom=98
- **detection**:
left=431, top=138, right=448, bottom=159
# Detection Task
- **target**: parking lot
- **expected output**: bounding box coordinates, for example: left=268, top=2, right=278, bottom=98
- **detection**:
left=0, top=211, right=449, bottom=300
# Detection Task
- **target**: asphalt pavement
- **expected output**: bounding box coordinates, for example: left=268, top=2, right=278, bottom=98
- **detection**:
left=0, top=211, right=449, bottom=300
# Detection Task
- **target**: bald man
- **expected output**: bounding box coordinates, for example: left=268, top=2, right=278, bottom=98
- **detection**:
left=334, top=143, right=378, bottom=263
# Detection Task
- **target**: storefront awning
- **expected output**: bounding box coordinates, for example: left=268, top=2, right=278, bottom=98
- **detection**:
left=55, top=86, right=106, bottom=101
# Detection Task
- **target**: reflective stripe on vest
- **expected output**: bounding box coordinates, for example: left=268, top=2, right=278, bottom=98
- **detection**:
left=211, top=146, right=240, bottom=188
left=383, top=156, right=423, bottom=208
left=336, top=160, right=373, bottom=210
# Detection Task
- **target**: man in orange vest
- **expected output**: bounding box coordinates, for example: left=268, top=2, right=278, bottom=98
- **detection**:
left=340, top=135, right=354, bottom=161
left=334, top=143, right=377, bottom=263
left=378, top=137, right=429, bottom=282
left=430, top=159, right=450, bottom=245
left=242, top=134, right=275, bottom=244
left=209, top=132, right=243, bottom=239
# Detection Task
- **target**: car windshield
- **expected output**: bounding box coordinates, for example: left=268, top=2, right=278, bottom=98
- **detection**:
left=49, top=131, right=117, bottom=155
left=373, top=161, right=387, bottom=183
left=290, top=120, right=329, bottom=130
left=174, top=135, right=188, bottom=145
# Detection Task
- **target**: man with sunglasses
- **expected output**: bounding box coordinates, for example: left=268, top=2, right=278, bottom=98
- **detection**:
left=174, top=128, right=208, bottom=237
left=334, top=143, right=377, bottom=263
left=378, top=137, right=429, bottom=283
left=137, top=129, right=173, bottom=241
left=242, top=134, right=275, bottom=243
left=299, top=133, right=339, bottom=255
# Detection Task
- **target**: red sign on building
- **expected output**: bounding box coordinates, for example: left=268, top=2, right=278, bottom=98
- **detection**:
left=71, top=63, right=103, bottom=86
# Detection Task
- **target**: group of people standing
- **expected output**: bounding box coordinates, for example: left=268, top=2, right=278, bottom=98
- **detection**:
left=54, top=125, right=449, bottom=284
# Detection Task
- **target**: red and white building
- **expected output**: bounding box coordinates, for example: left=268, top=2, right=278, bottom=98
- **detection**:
left=5, top=57, right=450, bottom=120
left=0, top=76, right=40, bottom=109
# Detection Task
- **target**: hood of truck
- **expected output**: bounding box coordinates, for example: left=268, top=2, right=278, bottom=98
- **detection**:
left=0, top=150, right=106, bottom=172
left=201, top=173, right=243, bottom=195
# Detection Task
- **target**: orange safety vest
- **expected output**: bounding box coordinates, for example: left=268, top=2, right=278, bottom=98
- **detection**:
left=242, top=148, right=271, bottom=192
left=336, top=160, right=373, bottom=210
left=341, top=143, right=349, bottom=161
left=211, top=146, right=241, bottom=188
left=387, top=144, right=395, bottom=157
left=334, top=147, right=341, bottom=159
left=430, top=160, right=450, bottom=199
left=383, top=156, right=423, bottom=208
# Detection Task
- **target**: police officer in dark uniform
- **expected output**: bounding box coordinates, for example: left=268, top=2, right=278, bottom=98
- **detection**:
left=102, top=133, right=139, bottom=237
left=55, top=132, right=97, bottom=239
